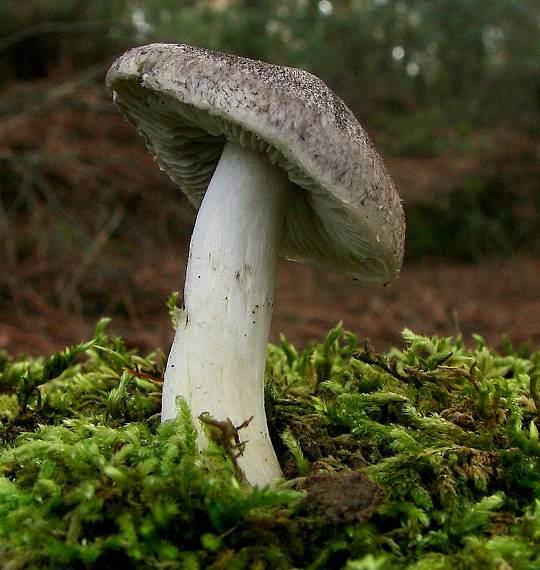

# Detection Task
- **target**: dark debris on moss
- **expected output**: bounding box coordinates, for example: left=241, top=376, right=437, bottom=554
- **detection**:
left=0, top=319, right=539, bottom=569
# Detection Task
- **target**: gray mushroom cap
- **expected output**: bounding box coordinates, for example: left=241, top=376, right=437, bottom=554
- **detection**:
left=106, top=43, right=405, bottom=282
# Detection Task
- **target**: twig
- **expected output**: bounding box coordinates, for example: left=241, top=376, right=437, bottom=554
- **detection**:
left=353, top=346, right=409, bottom=382
left=0, top=20, right=127, bottom=53
left=4, top=153, right=80, bottom=228
left=0, top=65, right=104, bottom=135
left=60, top=206, right=125, bottom=311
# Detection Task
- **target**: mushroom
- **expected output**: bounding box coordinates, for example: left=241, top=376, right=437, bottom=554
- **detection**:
left=106, top=44, right=405, bottom=487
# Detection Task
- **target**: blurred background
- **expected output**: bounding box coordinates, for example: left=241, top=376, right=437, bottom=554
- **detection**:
left=0, top=0, right=539, bottom=356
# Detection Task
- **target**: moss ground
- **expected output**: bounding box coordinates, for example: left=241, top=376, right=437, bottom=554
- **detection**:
left=0, top=320, right=539, bottom=569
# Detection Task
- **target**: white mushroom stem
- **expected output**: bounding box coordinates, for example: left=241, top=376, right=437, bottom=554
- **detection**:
left=162, top=141, right=291, bottom=486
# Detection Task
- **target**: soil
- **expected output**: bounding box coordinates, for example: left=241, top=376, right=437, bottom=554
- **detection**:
left=2, top=251, right=539, bottom=358
left=274, top=253, right=540, bottom=351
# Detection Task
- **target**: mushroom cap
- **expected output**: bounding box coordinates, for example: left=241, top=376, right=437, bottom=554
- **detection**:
left=106, top=43, right=405, bottom=283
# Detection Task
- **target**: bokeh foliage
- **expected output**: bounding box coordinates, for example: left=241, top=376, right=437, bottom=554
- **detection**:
left=1, top=0, right=538, bottom=133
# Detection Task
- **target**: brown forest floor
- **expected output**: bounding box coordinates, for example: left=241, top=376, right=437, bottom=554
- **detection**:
left=1, top=78, right=539, bottom=357
left=3, top=252, right=540, bottom=357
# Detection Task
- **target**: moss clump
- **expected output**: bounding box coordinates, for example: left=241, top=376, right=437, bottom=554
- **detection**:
left=0, top=321, right=539, bottom=569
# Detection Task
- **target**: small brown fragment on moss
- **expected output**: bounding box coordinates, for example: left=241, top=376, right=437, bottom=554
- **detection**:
left=302, top=470, right=383, bottom=524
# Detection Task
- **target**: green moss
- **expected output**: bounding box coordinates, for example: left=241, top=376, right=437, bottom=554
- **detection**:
left=0, top=322, right=539, bottom=569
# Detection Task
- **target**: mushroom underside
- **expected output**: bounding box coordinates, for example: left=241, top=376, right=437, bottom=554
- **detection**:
left=113, top=81, right=391, bottom=282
